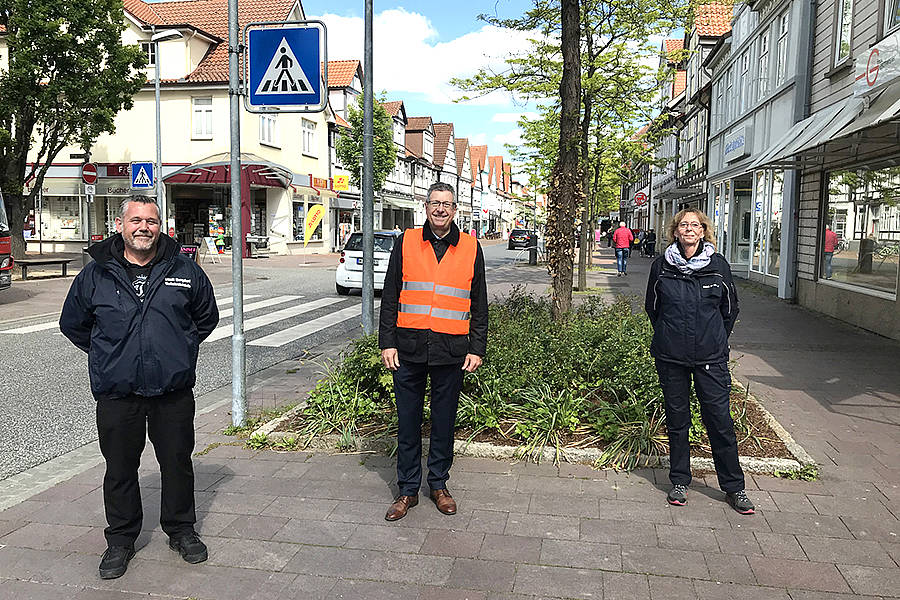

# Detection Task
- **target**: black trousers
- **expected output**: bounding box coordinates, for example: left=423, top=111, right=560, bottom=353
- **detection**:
left=393, top=360, right=465, bottom=496
left=655, top=360, right=745, bottom=493
left=96, top=389, right=197, bottom=547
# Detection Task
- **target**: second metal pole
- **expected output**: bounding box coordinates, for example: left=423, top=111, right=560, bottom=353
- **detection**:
left=361, top=0, right=375, bottom=334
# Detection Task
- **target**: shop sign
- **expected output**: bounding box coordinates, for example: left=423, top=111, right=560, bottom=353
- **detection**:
left=724, top=126, right=750, bottom=162
left=104, top=185, right=133, bottom=195
left=312, top=176, right=328, bottom=189
left=24, top=179, right=80, bottom=196
left=105, top=163, right=130, bottom=177
left=304, top=203, right=325, bottom=247
left=333, top=174, right=349, bottom=191
left=855, top=32, right=900, bottom=96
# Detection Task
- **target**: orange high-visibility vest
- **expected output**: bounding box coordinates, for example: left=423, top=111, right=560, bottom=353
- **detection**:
left=397, top=228, right=477, bottom=335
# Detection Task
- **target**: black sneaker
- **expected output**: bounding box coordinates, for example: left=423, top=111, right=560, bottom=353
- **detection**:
left=169, top=532, right=208, bottom=563
left=726, top=490, right=755, bottom=514
left=99, top=545, right=135, bottom=579
left=667, top=484, right=688, bottom=506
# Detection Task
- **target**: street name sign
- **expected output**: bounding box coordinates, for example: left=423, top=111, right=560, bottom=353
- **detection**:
left=244, top=21, right=327, bottom=113
left=130, top=162, right=155, bottom=189
left=81, top=163, right=98, bottom=185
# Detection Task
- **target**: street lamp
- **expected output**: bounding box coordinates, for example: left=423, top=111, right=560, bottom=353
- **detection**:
left=151, top=28, right=184, bottom=229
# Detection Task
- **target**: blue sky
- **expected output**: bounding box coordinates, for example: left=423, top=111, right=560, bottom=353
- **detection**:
left=301, top=1, right=541, bottom=166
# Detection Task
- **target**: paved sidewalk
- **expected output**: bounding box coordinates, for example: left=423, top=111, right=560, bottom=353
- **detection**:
left=1, top=248, right=898, bottom=599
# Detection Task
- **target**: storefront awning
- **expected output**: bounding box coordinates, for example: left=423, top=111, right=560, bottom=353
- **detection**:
left=163, top=153, right=293, bottom=188
left=749, top=97, right=865, bottom=170
left=831, top=82, right=900, bottom=139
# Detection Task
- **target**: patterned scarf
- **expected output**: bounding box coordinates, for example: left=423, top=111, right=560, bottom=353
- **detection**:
left=664, top=241, right=715, bottom=274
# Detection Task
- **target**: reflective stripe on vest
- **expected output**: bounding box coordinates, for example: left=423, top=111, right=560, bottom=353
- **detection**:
left=397, top=228, right=477, bottom=335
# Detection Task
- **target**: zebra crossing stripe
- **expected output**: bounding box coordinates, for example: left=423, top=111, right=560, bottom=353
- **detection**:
left=248, top=302, right=380, bottom=348
left=205, top=296, right=344, bottom=343
left=0, top=321, right=61, bottom=334
left=216, top=294, right=262, bottom=306
left=218, top=295, right=300, bottom=319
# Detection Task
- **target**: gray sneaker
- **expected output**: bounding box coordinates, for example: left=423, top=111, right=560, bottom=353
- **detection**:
left=726, top=490, right=755, bottom=514
left=667, top=484, right=688, bottom=506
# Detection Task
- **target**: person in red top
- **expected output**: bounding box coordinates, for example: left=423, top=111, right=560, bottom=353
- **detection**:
left=612, top=221, right=635, bottom=276
left=824, top=225, right=839, bottom=279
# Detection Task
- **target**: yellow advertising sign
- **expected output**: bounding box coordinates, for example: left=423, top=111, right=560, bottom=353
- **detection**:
left=333, top=175, right=350, bottom=191
left=304, top=203, right=325, bottom=247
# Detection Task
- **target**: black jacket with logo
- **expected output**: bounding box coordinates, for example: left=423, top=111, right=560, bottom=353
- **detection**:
left=59, top=233, right=219, bottom=400
left=644, top=250, right=739, bottom=367
left=378, top=221, right=488, bottom=365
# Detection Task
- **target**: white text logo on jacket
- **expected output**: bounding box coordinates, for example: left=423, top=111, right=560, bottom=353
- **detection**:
left=165, top=277, right=192, bottom=289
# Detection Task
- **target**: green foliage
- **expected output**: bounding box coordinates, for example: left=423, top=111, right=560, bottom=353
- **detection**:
left=246, top=433, right=269, bottom=449
left=773, top=464, right=820, bottom=481
left=334, top=91, right=397, bottom=191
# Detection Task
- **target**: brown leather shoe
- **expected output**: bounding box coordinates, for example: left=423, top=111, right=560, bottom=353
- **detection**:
left=430, top=488, right=457, bottom=515
left=385, top=494, right=418, bottom=521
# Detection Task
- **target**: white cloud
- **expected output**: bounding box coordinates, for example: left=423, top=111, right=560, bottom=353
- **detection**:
left=468, top=133, right=488, bottom=146
left=317, top=8, right=536, bottom=105
left=492, top=111, right=540, bottom=123
left=493, top=129, right=523, bottom=148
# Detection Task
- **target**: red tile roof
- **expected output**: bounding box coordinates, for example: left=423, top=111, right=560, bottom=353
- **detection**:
left=663, top=38, right=683, bottom=54
left=694, top=2, right=732, bottom=36
left=406, top=116, right=433, bottom=132
left=124, top=0, right=296, bottom=83
left=454, top=138, right=469, bottom=178
left=433, top=123, right=454, bottom=170
left=470, top=145, right=487, bottom=185
left=673, top=70, right=687, bottom=97
left=405, top=131, right=423, bottom=159
left=488, top=156, right=505, bottom=191
left=382, top=101, right=403, bottom=117
left=326, top=60, right=360, bottom=88
left=503, top=163, right=512, bottom=193
left=334, top=114, right=350, bottom=128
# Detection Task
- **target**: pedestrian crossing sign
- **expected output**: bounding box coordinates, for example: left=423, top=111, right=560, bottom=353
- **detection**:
left=130, top=162, right=155, bottom=189
left=246, top=22, right=327, bottom=113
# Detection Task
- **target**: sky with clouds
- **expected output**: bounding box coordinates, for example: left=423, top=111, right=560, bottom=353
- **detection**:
left=300, top=0, right=542, bottom=166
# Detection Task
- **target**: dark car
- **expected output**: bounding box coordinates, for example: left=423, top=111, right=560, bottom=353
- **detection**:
left=508, top=228, right=537, bottom=250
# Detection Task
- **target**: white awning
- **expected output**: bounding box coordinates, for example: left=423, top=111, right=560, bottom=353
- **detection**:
left=832, top=83, right=900, bottom=138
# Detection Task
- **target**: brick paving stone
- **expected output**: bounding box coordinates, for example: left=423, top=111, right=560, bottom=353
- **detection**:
left=647, top=575, right=698, bottom=600
left=692, top=581, right=791, bottom=600
left=753, top=532, right=806, bottom=560
left=271, top=517, right=356, bottom=546
left=656, top=524, right=719, bottom=553
left=450, top=472, right=519, bottom=493
left=764, top=511, right=853, bottom=538
left=841, top=515, right=900, bottom=543
left=196, top=510, right=244, bottom=537
left=217, top=514, right=289, bottom=540
left=528, top=493, right=599, bottom=518
left=395, top=503, right=474, bottom=531
left=787, top=591, right=888, bottom=600
left=204, top=537, right=301, bottom=570
left=28, top=482, right=98, bottom=504
left=513, top=564, right=605, bottom=598
left=72, top=588, right=169, bottom=600
left=196, top=491, right=277, bottom=515
left=284, top=546, right=454, bottom=586
left=421, top=530, right=485, bottom=558
left=328, top=579, right=420, bottom=600
left=797, top=535, right=895, bottom=567
left=516, top=474, right=585, bottom=495
left=273, top=573, right=337, bottom=600
left=505, top=513, right=580, bottom=540
left=467, top=510, right=509, bottom=534
left=272, top=461, right=313, bottom=478
left=238, top=475, right=310, bottom=496
left=438, top=490, right=530, bottom=514
left=219, top=458, right=285, bottom=477
left=885, top=541, right=900, bottom=567
left=25, top=500, right=107, bottom=528
left=202, top=474, right=249, bottom=492
left=0, top=519, right=24, bottom=538
left=262, top=496, right=339, bottom=520
left=0, top=579, right=77, bottom=600
left=478, top=534, right=542, bottom=563
left=0, top=522, right=92, bottom=551
left=704, top=552, right=756, bottom=584
left=768, top=491, right=819, bottom=514
left=837, top=564, right=900, bottom=597
left=452, top=457, right=519, bottom=474
left=301, top=479, right=392, bottom=502
left=713, top=528, right=761, bottom=555
left=747, top=556, right=851, bottom=593
left=558, top=463, right=606, bottom=479
left=808, top=493, right=897, bottom=519
left=0, top=500, right=48, bottom=522
left=539, top=538, right=621, bottom=571
left=579, top=478, right=619, bottom=498
left=417, top=585, right=489, bottom=600
left=604, top=571, right=650, bottom=600
left=595, top=499, right=674, bottom=525
left=752, top=476, right=826, bottom=495
left=62, top=526, right=107, bottom=554
left=580, top=518, right=658, bottom=547
left=446, top=558, right=517, bottom=592
left=621, top=545, right=709, bottom=579
left=670, top=506, right=733, bottom=530
left=344, top=523, right=427, bottom=553
left=324, top=500, right=386, bottom=524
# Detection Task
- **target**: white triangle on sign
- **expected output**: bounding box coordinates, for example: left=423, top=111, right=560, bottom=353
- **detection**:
left=255, top=37, right=314, bottom=95
left=133, top=166, right=152, bottom=187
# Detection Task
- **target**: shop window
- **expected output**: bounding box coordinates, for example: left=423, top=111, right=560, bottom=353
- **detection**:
left=292, top=196, right=323, bottom=242
left=822, top=167, right=900, bottom=294
left=768, top=171, right=784, bottom=276
left=192, top=97, right=213, bottom=140
left=834, top=0, right=854, bottom=65
left=302, top=118, right=316, bottom=156
left=44, top=195, right=81, bottom=240
left=259, top=113, right=278, bottom=148
left=776, top=12, right=789, bottom=86
left=752, top=170, right=768, bottom=272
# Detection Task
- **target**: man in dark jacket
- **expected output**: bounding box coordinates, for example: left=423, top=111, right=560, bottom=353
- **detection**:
left=60, top=195, right=218, bottom=579
left=379, top=182, right=488, bottom=521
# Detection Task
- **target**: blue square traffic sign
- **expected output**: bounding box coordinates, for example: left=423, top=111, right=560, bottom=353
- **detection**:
left=247, top=23, right=325, bottom=111
left=130, top=162, right=155, bottom=189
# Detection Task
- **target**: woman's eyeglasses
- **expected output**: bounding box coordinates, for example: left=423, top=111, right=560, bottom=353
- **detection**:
left=677, top=222, right=704, bottom=230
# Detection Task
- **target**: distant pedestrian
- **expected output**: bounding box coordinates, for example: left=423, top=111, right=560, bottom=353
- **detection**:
left=824, top=224, right=838, bottom=279
left=605, top=228, right=613, bottom=248
left=379, top=182, right=488, bottom=522
left=644, top=229, right=657, bottom=257
left=612, top=222, right=634, bottom=276
left=644, top=208, right=754, bottom=515
left=59, top=195, right=219, bottom=579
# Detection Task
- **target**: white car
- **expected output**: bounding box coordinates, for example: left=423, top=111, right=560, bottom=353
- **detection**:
left=335, top=230, right=401, bottom=295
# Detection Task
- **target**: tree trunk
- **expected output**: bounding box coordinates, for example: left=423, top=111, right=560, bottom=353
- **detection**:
left=7, top=191, right=28, bottom=259
left=547, top=0, right=581, bottom=319
left=577, top=94, right=591, bottom=291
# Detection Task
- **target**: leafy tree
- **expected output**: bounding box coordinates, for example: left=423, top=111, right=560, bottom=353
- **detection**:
left=335, top=93, right=397, bottom=192
left=0, top=0, right=147, bottom=257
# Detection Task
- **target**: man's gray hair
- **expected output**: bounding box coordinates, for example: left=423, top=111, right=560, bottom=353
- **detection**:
left=119, top=195, right=160, bottom=219
left=426, top=182, right=455, bottom=203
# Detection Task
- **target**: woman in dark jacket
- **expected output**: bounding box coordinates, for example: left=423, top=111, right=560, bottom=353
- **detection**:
left=645, top=208, right=755, bottom=515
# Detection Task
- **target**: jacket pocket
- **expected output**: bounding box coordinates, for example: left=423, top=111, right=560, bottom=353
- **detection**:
left=448, top=335, right=469, bottom=358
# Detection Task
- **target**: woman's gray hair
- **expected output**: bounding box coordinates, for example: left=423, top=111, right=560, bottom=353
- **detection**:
left=119, top=195, right=160, bottom=219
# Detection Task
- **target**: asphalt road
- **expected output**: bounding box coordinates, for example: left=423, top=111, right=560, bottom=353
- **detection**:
left=0, top=241, right=543, bottom=481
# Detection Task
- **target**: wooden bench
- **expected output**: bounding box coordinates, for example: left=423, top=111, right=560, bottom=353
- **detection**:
left=17, top=258, right=76, bottom=280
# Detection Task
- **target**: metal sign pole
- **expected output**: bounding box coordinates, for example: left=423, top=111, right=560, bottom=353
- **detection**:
left=361, top=0, right=375, bottom=334
left=228, top=0, right=246, bottom=426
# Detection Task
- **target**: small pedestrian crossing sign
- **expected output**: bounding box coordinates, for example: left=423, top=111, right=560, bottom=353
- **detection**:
left=130, top=162, right=155, bottom=189
left=246, top=22, right=326, bottom=112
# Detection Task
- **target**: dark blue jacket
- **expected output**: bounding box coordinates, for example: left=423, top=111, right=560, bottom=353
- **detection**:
left=59, top=234, right=218, bottom=400
left=644, top=250, right=739, bottom=367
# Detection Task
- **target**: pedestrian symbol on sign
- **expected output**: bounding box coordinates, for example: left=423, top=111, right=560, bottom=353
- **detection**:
left=133, top=166, right=152, bottom=187
left=255, top=38, right=313, bottom=95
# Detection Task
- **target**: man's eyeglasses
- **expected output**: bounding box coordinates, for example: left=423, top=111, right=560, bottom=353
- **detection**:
left=426, top=200, right=456, bottom=209
left=677, top=221, right=704, bottom=230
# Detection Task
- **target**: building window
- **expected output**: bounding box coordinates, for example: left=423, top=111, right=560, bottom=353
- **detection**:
left=758, top=32, right=770, bottom=100
left=740, top=51, right=751, bottom=114
left=776, top=12, right=789, bottom=85
left=713, top=80, right=723, bottom=130
left=725, top=65, right=734, bottom=123
left=821, top=166, right=900, bottom=294
left=192, top=97, right=213, bottom=140
left=140, top=42, right=156, bottom=67
left=835, top=0, right=854, bottom=64
left=886, top=0, right=900, bottom=33
left=302, top=119, right=316, bottom=155
left=259, top=113, right=278, bottom=147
